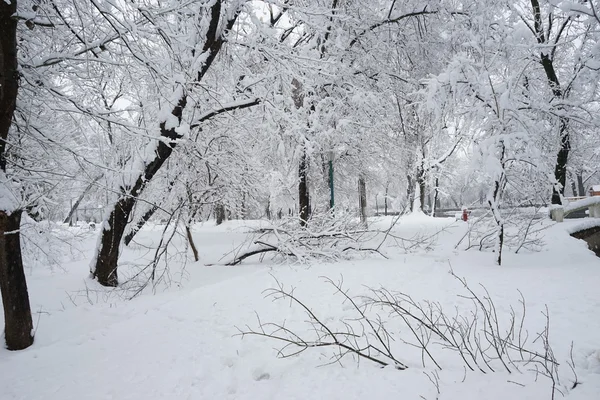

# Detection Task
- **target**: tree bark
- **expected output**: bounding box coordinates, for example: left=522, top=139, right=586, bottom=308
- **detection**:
left=299, top=147, right=310, bottom=226
left=0, top=211, right=34, bottom=350
left=124, top=204, right=157, bottom=246
left=0, top=1, right=35, bottom=350
left=570, top=180, right=577, bottom=197
left=0, top=2, right=18, bottom=173
left=384, top=184, right=388, bottom=216
left=94, top=197, right=135, bottom=286
left=328, top=157, right=334, bottom=212
left=215, top=203, right=226, bottom=225
left=577, top=173, right=585, bottom=197
left=431, top=177, right=439, bottom=217
left=552, top=119, right=570, bottom=204
left=406, top=175, right=414, bottom=212
left=417, top=170, right=426, bottom=213
left=291, top=78, right=310, bottom=226
left=185, top=224, right=199, bottom=262
left=488, top=142, right=506, bottom=266
left=358, top=175, right=367, bottom=227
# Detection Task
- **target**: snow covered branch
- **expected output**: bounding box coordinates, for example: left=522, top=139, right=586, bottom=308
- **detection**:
left=190, top=98, right=261, bottom=129
left=241, top=272, right=573, bottom=398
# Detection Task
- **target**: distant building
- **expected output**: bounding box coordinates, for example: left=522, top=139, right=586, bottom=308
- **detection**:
left=589, top=185, right=600, bottom=197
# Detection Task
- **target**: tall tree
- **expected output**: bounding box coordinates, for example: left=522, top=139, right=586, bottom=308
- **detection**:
left=92, top=0, right=259, bottom=286
left=528, top=0, right=571, bottom=204
left=0, top=0, right=34, bottom=350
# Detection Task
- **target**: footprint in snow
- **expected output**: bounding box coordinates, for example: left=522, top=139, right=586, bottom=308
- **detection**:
left=252, top=370, right=271, bottom=381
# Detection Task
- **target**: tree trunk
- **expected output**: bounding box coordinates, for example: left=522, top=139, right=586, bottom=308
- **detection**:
left=328, top=157, right=334, bottom=212
left=292, top=78, right=310, bottom=226
left=215, top=203, right=226, bottom=225
left=358, top=175, right=367, bottom=227
left=577, top=172, right=585, bottom=197
left=0, top=211, right=34, bottom=350
left=92, top=96, right=186, bottom=287
left=0, top=2, right=17, bottom=173
left=384, top=184, right=388, bottom=216
left=570, top=180, right=577, bottom=197
left=552, top=118, right=570, bottom=204
left=185, top=224, right=199, bottom=262
left=64, top=174, right=103, bottom=224
left=94, top=197, right=135, bottom=286
left=431, top=177, right=439, bottom=217
left=265, top=200, right=271, bottom=220
left=124, top=176, right=180, bottom=246
left=488, top=142, right=506, bottom=266
left=240, top=192, right=246, bottom=220
left=124, top=204, right=157, bottom=246
left=418, top=172, right=426, bottom=213
left=0, top=1, right=35, bottom=351
left=299, top=147, right=310, bottom=226
left=406, top=175, right=414, bottom=212
left=530, top=0, right=570, bottom=205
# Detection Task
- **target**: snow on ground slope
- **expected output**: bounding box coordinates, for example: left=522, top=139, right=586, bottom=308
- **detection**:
left=1, top=215, right=599, bottom=399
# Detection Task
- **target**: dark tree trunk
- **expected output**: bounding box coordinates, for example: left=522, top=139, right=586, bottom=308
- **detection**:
left=406, top=175, right=414, bottom=212
left=570, top=180, right=577, bottom=197
left=358, top=175, right=367, bottom=227
left=185, top=225, right=199, bottom=262
left=0, top=2, right=18, bottom=173
left=432, top=177, right=439, bottom=217
left=265, top=200, right=271, bottom=220
left=384, top=184, right=389, bottom=216
left=552, top=119, right=570, bottom=204
left=530, top=0, right=570, bottom=205
left=577, top=173, right=585, bottom=197
left=124, top=204, right=157, bottom=246
left=215, top=203, right=226, bottom=225
left=92, top=94, right=185, bottom=286
left=299, top=147, right=310, bottom=226
left=0, top=1, right=35, bottom=351
left=488, top=142, right=506, bottom=266
left=292, top=78, right=310, bottom=226
left=417, top=171, right=426, bottom=212
left=94, top=197, right=135, bottom=286
left=240, top=192, right=247, bottom=220
left=125, top=176, right=179, bottom=246
left=0, top=211, right=34, bottom=350
left=328, top=158, right=334, bottom=211
left=91, top=2, right=249, bottom=286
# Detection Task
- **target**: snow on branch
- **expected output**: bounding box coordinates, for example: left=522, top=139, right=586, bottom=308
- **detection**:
left=348, top=7, right=437, bottom=49
left=190, top=97, right=261, bottom=128
left=216, top=212, right=384, bottom=266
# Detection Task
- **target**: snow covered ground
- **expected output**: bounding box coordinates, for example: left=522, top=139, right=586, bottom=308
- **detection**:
left=1, top=214, right=600, bottom=400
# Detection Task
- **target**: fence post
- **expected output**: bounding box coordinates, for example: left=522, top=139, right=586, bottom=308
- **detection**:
left=551, top=207, right=564, bottom=222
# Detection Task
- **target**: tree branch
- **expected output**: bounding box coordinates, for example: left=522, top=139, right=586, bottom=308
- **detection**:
left=190, top=98, right=261, bottom=129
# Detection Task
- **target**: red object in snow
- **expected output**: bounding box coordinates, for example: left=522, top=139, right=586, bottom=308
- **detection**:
left=462, top=209, right=469, bottom=222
